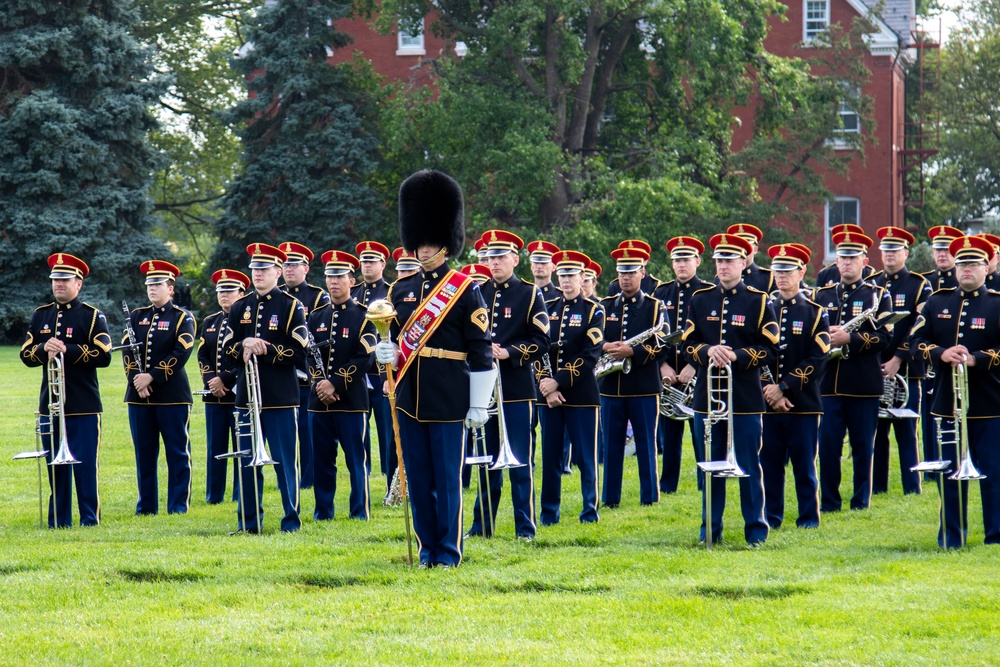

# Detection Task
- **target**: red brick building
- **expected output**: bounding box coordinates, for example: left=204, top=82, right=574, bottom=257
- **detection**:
left=732, top=0, right=918, bottom=271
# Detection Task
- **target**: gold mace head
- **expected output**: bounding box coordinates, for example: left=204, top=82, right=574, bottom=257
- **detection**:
left=365, top=299, right=396, bottom=338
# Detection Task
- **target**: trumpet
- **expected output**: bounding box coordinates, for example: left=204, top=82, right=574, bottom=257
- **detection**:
left=829, top=300, right=879, bottom=360
left=696, top=362, right=747, bottom=550
left=659, top=377, right=695, bottom=420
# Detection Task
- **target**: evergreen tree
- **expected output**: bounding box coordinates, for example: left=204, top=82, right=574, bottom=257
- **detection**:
left=214, top=0, right=380, bottom=271
left=0, top=0, right=166, bottom=341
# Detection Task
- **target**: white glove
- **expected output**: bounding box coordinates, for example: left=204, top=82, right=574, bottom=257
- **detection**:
left=375, top=341, right=399, bottom=367
left=464, top=407, right=489, bottom=429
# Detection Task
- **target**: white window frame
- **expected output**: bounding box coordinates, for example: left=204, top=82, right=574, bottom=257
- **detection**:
left=397, top=18, right=425, bottom=56
left=804, top=0, right=830, bottom=42
left=825, top=197, right=861, bottom=261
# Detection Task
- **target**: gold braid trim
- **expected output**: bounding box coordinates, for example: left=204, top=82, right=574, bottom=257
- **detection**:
left=982, top=349, right=1000, bottom=370
left=157, top=357, right=178, bottom=378
left=75, top=345, right=100, bottom=363
left=642, top=343, right=658, bottom=364
left=124, top=357, right=139, bottom=373
left=335, top=365, right=357, bottom=385
left=790, top=366, right=813, bottom=390
left=533, top=360, right=545, bottom=382
left=859, top=333, right=877, bottom=351
left=746, top=348, right=768, bottom=367
left=272, top=345, right=294, bottom=361
left=560, top=359, right=585, bottom=387
left=514, top=343, right=539, bottom=363
left=917, top=342, right=937, bottom=362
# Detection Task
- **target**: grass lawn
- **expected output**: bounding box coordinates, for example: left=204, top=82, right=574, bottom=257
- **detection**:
left=1, top=345, right=997, bottom=665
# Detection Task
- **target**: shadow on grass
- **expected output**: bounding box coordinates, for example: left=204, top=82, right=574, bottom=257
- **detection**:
left=691, top=583, right=811, bottom=600
left=488, top=579, right=612, bottom=594
left=294, top=572, right=395, bottom=588
left=0, top=563, right=41, bottom=577
left=118, top=567, right=208, bottom=583
left=530, top=535, right=605, bottom=549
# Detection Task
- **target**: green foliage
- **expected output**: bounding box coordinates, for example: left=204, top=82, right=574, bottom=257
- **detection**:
left=925, top=3, right=1000, bottom=226
left=213, top=0, right=381, bottom=271
left=3, top=345, right=1000, bottom=663
left=0, top=0, right=166, bottom=341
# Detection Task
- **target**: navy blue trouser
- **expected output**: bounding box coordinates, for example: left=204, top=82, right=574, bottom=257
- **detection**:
left=311, top=411, right=370, bottom=520
left=204, top=403, right=239, bottom=504
left=539, top=405, right=599, bottom=525
left=921, top=378, right=938, bottom=476
left=41, top=414, right=101, bottom=528
left=396, top=413, right=465, bottom=566
left=129, top=404, right=191, bottom=515
left=602, top=396, right=659, bottom=505
left=933, top=417, right=1000, bottom=548
left=761, top=413, right=820, bottom=528
left=692, top=413, right=769, bottom=544
left=873, top=378, right=922, bottom=495
left=819, top=395, right=879, bottom=511
left=364, top=375, right=384, bottom=474
left=659, top=416, right=699, bottom=493
left=236, top=407, right=300, bottom=532
left=297, top=385, right=314, bottom=489
left=470, top=401, right=536, bottom=538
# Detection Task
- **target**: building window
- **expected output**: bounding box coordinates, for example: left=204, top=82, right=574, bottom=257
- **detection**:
left=826, top=197, right=860, bottom=260
left=397, top=18, right=425, bottom=56
left=804, top=0, right=829, bottom=41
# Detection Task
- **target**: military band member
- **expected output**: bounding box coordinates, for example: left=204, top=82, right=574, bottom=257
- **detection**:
left=726, top=224, right=774, bottom=293
left=279, top=241, right=331, bottom=491
left=465, top=230, right=550, bottom=539
left=459, top=263, right=492, bottom=284
left=872, top=228, right=930, bottom=495
left=977, top=233, right=1000, bottom=289
left=813, top=232, right=892, bottom=512
left=600, top=246, right=665, bottom=507
left=527, top=240, right=562, bottom=301
left=919, top=225, right=963, bottom=471
left=654, top=236, right=709, bottom=493
left=537, top=250, right=605, bottom=525
left=911, top=234, right=1000, bottom=547
left=198, top=269, right=250, bottom=504
left=21, top=253, right=112, bottom=527
left=814, top=224, right=875, bottom=287
left=607, top=240, right=660, bottom=297
left=124, top=260, right=196, bottom=515
left=760, top=244, right=829, bottom=529
left=352, top=241, right=391, bottom=483
left=393, top=246, right=421, bottom=280
left=308, top=251, right=378, bottom=521
left=474, top=237, right=488, bottom=263
left=223, top=243, right=309, bottom=533
left=582, top=260, right=602, bottom=300
left=683, top=234, right=778, bottom=546
left=376, top=170, right=493, bottom=568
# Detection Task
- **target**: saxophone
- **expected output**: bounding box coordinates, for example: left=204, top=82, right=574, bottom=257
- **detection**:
left=829, top=300, right=879, bottom=360
left=595, top=320, right=671, bottom=378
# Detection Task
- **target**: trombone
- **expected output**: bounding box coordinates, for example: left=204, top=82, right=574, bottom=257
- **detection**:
left=695, top=362, right=747, bottom=550
left=470, top=362, right=525, bottom=537
left=14, top=353, right=79, bottom=528
left=232, top=354, right=277, bottom=532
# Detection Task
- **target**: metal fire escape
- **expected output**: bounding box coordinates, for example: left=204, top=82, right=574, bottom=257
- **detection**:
left=900, top=17, right=941, bottom=219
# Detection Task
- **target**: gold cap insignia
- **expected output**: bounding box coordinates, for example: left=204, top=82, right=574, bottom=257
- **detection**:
left=965, top=237, right=972, bottom=248
left=779, top=247, right=787, bottom=256
left=221, top=270, right=228, bottom=280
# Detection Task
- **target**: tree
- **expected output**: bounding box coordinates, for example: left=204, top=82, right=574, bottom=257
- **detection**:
left=0, top=0, right=166, bottom=341
left=213, top=0, right=381, bottom=271
left=924, top=3, right=1000, bottom=225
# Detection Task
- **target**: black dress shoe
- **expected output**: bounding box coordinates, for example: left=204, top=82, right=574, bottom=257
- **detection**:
left=463, top=531, right=482, bottom=539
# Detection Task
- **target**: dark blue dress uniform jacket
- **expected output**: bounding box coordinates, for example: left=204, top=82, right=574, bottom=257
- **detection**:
left=653, top=276, right=709, bottom=372
left=198, top=310, right=237, bottom=404
left=910, top=285, right=1000, bottom=418
left=21, top=298, right=113, bottom=415
left=538, top=295, right=605, bottom=407
left=122, top=301, right=195, bottom=405
left=282, top=282, right=329, bottom=384
left=764, top=294, right=830, bottom=414
left=681, top=282, right=779, bottom=414
left=815, top=263, right=876, bottom=289
left=873, top=268, right=931, bottom=379
left=920, top=267, right=958, bottom=292
left=599, top=291, right=667, bottom=397
left=812, top=281, right=892, bottom=398
left=222, top=287, right=309, bottom=409
left=306, top=299, right=378, bottom=412
left=352, top=277, right=390, bottom=384
left=481, top=275, right=551, bottom=402
left=387, top=266, right=493, bottom=422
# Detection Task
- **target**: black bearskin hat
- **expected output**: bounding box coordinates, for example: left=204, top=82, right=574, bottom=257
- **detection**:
left=399, top=170, right=465, bottom=258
